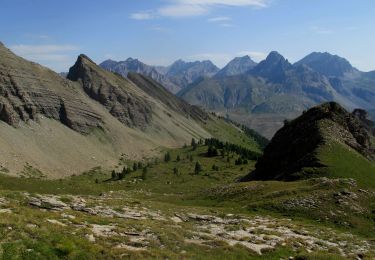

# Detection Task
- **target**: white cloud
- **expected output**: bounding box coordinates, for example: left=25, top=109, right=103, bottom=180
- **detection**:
left=10, top=44, right=80, bottom=72
left=208, top=16, right=231, bottom=22
left=131, top=0, right=268, bottom=19
left=130, top=11, right=155, bottom=20
left=158, top=4, right=207, bottom=17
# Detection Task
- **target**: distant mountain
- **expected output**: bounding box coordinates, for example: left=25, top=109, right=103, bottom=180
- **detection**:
left=166, top=59, right=220, bottom=88
left=58, top=72, right=68, bottom=78
left=99, top=58, right=219, bottom=93
left=295, top=52, right=359, bottom=78
left=179, top=51, right=375, bottom=138
left=250, top=51, right=293, bottom=83
left=99, top=58, right=181, bottom=93
left=241, top=102, right=375, bottom=182
left=215, top=56, right=257, bottom=77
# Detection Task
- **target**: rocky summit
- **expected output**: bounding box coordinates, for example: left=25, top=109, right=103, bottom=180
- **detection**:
left=0, top=43, right=102, bottom=134
left=68, top=55, right=152, bottom=130
left=243, top=102, right=375, bottom=181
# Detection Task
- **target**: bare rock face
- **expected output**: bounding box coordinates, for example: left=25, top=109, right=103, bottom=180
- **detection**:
left=67, top=55, right=152, bottom=130
left=0, top=44, right=102, bottom=134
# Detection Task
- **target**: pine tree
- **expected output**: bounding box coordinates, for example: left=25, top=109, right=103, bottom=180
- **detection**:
left=176, top=155, right=181, bottom=162
left=194, top=161, right=202, bottom=175
left=173, top=167, right=179, bottom=175
left=191, top=138, right=197, bottom=150
left=142, top=167, right=148, bottom=180
left=133, top=162, right=138, bottom=172
left=164, top=152, right=171, bottom=162
left=111, top=170, right=117, bottom=180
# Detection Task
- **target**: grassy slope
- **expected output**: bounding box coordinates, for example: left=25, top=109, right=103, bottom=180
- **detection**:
left=314, top=140, right=375, bottom=187
left=1, top=143, right=374, bottom=232
left=203, top=116, right=262, bottom=153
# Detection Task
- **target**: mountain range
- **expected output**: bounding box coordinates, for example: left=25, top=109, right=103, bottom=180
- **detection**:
left=178, top=52, right=375, bottom=138
left=0, top=42, right=259, bottom=177
left=97, top=51, right=375, bottom=138
left=99, top=58, right=219, bottom=94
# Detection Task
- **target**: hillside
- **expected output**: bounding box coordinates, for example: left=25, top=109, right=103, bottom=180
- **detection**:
left=242, top=102, right=375, bottom=185
left=178, top=51, right=375, bottom=138
left=0, top=139, right=374, bottom=259
left=0, top=42, right=260, bottom=178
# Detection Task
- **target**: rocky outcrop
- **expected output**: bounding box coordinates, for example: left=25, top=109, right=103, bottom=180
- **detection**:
left=242, top=102, right=374, bottom=181
left=68, top=55, right=152, bottom=130
left=0, top=44, right=102, bottom=134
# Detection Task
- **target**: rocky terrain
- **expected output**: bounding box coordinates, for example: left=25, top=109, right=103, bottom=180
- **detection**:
left=0, top=42, right=102, bottom=134
left=243, top=102, right=375, bottom=181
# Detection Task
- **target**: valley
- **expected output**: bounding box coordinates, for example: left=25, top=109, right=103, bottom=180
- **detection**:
left=1, top=1, right=375, bottom=258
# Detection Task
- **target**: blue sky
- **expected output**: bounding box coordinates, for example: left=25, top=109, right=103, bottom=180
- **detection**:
left=1, top=0, right=374, bottom=72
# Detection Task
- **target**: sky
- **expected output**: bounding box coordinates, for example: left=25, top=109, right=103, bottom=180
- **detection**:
left=1, top=0, right=375, bottom=72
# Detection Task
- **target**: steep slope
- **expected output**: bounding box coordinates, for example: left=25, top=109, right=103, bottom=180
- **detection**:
left=127, top=73, right=208, bottom=123
left=0, top=43, right=102, bottom=134
left=0, top=42, right=263, bottom=177
left=166, top=59, right=220, bottom=89
left=99, top=58, right=180, bottom=93
left=242, top=102, right=375, bottom=184
left=215, top=56, right=257, bottom=77
left=0, top=43, right=163, bottom=177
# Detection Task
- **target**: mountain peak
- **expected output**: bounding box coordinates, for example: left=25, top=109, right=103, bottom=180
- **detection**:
left=296, top=52, right=357, bottom=77
left=249, top=51, right=292, bottom=82
left=216, top=55, right=257, bottom=77
left=77, top=54, right=96, bottom=64
left=265, top=51, right=287, bottom=63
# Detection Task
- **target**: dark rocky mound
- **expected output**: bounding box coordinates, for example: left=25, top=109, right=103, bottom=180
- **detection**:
left=67, top=55, right=152, bottom=130
left=242, top=102, right=374, bottom=181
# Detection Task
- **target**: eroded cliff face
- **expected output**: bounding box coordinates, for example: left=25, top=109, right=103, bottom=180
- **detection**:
left=0, top=44, right=102, bottom=134
left=67, top=55, right=152, bottom=130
